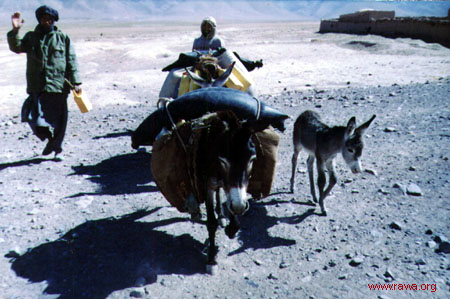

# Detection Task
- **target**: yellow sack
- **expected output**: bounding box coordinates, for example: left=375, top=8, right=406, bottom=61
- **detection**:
left=177, top=71, right=201, bottom=98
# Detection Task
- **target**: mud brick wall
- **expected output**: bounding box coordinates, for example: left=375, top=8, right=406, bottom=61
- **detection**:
left=319, top=17, right=450, bottom=48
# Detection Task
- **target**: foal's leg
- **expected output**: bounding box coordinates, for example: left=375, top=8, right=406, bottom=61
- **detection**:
left=318, top=159, right=337, bottom=216
left=316, top=158, right=328, bottom=216
left=205, top=189, right=219, bottom=274
left=307, top=155, right=318, bottom=203
left=290, top=144, right=302, bottom=193
left=317, top=159, right=337, bottom=216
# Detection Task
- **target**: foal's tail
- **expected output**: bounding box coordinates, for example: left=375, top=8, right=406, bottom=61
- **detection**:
left=292, top=116, right=302, bottom=149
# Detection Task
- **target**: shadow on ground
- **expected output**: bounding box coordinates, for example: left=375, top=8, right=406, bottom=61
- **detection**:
left=7, top=209, right=203, bottom=299
left=229, top=199, right=315, bottom=256
left=69, top=151, right=157, bottom=197
left=92, top=130, right=133, bottom=140
left=0, top=157, right=54, bottom=171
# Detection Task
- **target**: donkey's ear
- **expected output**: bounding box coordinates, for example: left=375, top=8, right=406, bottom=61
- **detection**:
left=355, top=114, right=376, bottom=136
left=185, top=67, right=207, bottom=88
left=346, top=117, right=356, bottom=135
left=212, top=61, right=235, bottom=87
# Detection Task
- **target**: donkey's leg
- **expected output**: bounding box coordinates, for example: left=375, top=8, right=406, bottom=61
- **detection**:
left=316, top=158, right=328, bottom=216
left=307, top=155, right=318, bottom=203
left=290, top=144, right=302, bottom=193
left=225, top=214, right=240, bottom=239
left=215, top=189, right=226, bottom=227
left=205, top=189, right=219, bottom=274
left=323, top=160, right=337, bottom=199
left=318, top=159, right=337, bottom=216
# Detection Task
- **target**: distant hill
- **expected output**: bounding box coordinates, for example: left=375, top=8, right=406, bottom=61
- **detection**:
left=0, top=0, right=449, bottom=24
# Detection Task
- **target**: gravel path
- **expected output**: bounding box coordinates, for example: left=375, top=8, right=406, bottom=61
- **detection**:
left=0, top=77, right=449, bottom=298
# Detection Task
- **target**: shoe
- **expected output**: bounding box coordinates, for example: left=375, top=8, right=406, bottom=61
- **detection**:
left=54, top=147, right=62, bottom=155
left=53, top=154, right=63, bottom=162
left=53, top=147, right=63, bottom=161
left=42, top=143, right=54, bottom=156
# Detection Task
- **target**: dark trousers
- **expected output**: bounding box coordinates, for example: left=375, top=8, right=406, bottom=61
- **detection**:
left=25, top=92, right=69, bottom=152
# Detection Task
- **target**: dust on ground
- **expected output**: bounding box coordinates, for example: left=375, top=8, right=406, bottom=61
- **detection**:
left=0, top=21, right=449, bottom=299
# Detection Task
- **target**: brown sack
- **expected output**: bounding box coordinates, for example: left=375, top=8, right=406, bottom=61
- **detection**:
left=247, top=127, right=280, bottom=199
left=151, top=125, right=193, bottom=213
left=150, top=115, right=211, bottom=213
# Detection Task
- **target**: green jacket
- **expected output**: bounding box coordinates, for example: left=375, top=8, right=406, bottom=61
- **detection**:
left=7, top=25, right=81, bottom=94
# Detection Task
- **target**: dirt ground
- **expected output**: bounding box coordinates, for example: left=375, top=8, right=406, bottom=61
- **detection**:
left=0, top=21, right=449, bottom=299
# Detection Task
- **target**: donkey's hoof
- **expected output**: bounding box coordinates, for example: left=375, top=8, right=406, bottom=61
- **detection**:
left=225, top=225, right=238, bottom=239
left=190, top=212, right=203, bottom=223
left=307, top=199, right=316, bottom=206
left=206, top=264, right=218, bottom=275
left=201, top=239, right=210, bottom=255
left=320, top=210, right=327, bottom=217
left=218, top=217, right=227, bottom=228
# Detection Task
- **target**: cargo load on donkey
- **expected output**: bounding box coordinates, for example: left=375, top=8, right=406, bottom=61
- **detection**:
left=131, top=87, right=288, bottom=148
left=159, top=48, right=261, bottom=98
left=151, top=112, right=281, bottom=214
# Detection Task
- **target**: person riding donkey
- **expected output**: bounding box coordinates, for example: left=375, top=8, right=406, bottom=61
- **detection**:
left=7, top=5, right=82, bottom=159
left=159, top=17, right=263, bottom=99
left=192, top=17, right=263, bottom=72
left=192, top=16, right=225, bottom=52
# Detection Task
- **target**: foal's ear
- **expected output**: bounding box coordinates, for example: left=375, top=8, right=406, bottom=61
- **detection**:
left=346, top=117, right=356, bottom=135
left=355, top=114, right=376, bottom=136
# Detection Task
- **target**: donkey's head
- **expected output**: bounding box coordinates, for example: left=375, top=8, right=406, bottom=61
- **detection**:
left=216, top=116, right=256, bottom=216
left=186, top=61, right=235, bottom=89
left=341, top=114, right=376, bottom=174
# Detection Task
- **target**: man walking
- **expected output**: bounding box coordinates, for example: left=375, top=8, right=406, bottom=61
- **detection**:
left=7, top=5, right=82, bottom=158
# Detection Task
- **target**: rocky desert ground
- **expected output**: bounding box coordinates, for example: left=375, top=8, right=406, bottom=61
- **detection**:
left=0, top=21, right=449, bottom=299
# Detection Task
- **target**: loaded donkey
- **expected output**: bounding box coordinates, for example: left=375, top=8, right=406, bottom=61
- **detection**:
left=133, top=79, right=288, bottom=273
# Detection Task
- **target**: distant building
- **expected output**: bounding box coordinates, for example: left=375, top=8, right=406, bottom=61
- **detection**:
left=319, top=9, right=450, bottom=48
left=339, top=10, right=395, bottom=23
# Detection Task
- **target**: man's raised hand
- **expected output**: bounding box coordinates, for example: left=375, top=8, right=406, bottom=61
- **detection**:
left=11, top=12, right=24, bottom=32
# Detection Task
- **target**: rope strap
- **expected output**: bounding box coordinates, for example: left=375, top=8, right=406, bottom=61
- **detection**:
left=165, top=101, right=187, bottom=153
left=254, top=97, right=261, bottom=120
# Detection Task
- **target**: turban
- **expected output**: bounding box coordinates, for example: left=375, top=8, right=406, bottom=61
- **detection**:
left=35, top=5, right=59, bottom=22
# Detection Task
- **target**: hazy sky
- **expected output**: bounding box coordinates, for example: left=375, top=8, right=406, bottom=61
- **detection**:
left=1, top=0, right=449, bottom=24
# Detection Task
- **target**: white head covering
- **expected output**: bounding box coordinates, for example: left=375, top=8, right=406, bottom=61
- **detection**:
left=201, top=16, right=217, bottom=39
left=203, top=16, right=217, bottom=28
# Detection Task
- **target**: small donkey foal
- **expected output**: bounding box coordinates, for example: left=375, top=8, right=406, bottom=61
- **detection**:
left=290, top=110, right=376, bottom=216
